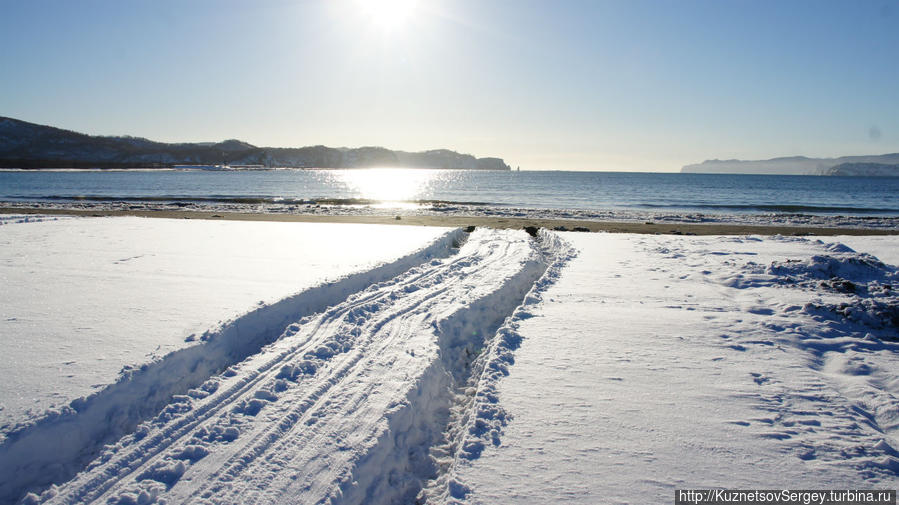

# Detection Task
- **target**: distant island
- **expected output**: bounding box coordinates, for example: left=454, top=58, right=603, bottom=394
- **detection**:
left=0, top=117, right=511, bottom=170
left=682, top=153, right=899, bottom=176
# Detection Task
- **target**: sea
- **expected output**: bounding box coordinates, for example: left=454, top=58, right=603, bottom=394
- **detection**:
left=1, top=169, right=898, bottom=220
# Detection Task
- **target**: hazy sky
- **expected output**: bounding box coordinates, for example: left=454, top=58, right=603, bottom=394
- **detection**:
left=2, top=0, right=897, bottom=171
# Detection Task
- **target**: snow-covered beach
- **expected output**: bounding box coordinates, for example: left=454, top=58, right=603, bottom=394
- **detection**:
left=5, top=0, right=899, bottom=502
left=450, top=233, right=899, bottom=503
left=1, top=215, right=898, bottom=504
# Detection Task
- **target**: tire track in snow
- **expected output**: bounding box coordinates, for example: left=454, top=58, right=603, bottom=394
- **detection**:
left=180, top=285, right=454, bottom=502
left=180, top=233, right=539, bottom=504
left=37, top=262, right=458, bottom=505
left=1, top=228, right=465, bottom=505
left=30, top=229, right=555, bottom=505
left=418, top=229, right=578, bottom=504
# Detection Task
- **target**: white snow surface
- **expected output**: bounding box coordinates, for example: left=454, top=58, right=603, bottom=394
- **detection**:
left=3, top=219, right=899, bottom=504
left=0, top=217, right=449, bottom=432
left=450, top=233, right=899, bottom=503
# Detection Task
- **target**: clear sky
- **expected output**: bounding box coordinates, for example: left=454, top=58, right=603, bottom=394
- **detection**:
left=1, top=0, right=897, bottom=171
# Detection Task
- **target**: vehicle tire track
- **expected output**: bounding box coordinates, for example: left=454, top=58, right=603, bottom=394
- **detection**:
left=178, top=241, right=499, bottom=503
left=36, top=229, right=547, bottom=505
left=2, top=229, right=467, bottom=505
left=50, top=270, right=451, bottom=505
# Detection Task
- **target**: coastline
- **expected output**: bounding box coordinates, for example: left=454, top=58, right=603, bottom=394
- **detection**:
left=3, top=205, right=896, bottom=236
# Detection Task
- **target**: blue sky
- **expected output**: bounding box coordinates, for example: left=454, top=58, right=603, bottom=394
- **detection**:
left=1, top=0, right=897, bottom=171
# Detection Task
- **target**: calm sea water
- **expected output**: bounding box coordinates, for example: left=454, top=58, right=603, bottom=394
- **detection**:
left=1, top=169, right=898, bottom=216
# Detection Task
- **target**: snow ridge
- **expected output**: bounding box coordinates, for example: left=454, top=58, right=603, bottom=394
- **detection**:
left=0, top=228, right=466, bottom=505
left=418, top=229, right=578, bottom=504
left=735, top=240, right=899, bottom=337
left=337, top=233, right=557, bottom=505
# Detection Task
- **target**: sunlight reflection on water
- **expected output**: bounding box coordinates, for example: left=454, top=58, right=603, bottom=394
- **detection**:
left=333, top=168, right=455, bottom=203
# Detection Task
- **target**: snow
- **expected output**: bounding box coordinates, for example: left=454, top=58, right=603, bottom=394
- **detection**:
left=2, top=217, right=898, bottom=504
left=0, top=217, right=449, bottom=434
left=830, top=236, right=899, bottom=266
left=17, top=228, right=555, bottom=505
left=449, top=233, right=899, bottom=503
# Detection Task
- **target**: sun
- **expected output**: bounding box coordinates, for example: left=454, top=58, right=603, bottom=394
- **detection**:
left=358, top=0, right=419, bottom=31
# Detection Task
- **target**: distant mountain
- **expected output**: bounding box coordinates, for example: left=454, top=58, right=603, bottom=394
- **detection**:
left=824, top=162, right=899, bottom=177
left=681, top=153, right=899, bottom=175
left=0, top=117, right=511, bottom=170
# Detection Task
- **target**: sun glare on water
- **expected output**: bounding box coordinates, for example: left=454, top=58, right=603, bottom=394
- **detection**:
left=358, top=0, right=419, bottom=31
left=338, top=168, right=435, bottom=205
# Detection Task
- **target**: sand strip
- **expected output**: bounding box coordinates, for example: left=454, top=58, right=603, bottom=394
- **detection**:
left=2, top=206, right=896, bottom=236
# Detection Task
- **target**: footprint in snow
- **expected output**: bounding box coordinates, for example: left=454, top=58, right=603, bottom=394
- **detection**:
left=233, top=398, right=269, bottom=416
left=136, top=459, right=187, bottom=488
left=172, top=444, right=210, bottom=462
left=750, top=372, right=770, bottom=385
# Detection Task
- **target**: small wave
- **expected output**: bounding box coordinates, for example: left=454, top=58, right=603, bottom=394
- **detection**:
left=5, top=195, right=300, bottom=205
left=3, top=195, right=497, bottom=208
left=633, top=203, right=899, bottom=215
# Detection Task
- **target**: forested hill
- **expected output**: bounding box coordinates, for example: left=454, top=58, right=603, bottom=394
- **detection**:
left=0, top=117, right=511, bottom=170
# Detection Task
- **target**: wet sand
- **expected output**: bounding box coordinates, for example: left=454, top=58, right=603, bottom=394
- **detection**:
left=3, top=206, right=896, bottom=236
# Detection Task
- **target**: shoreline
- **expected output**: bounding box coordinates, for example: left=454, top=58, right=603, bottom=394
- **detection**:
left=3, top=206, right=896, bottom=236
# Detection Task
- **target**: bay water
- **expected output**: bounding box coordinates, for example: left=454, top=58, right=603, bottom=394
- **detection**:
left=1, top=169, right=897, bottom=217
